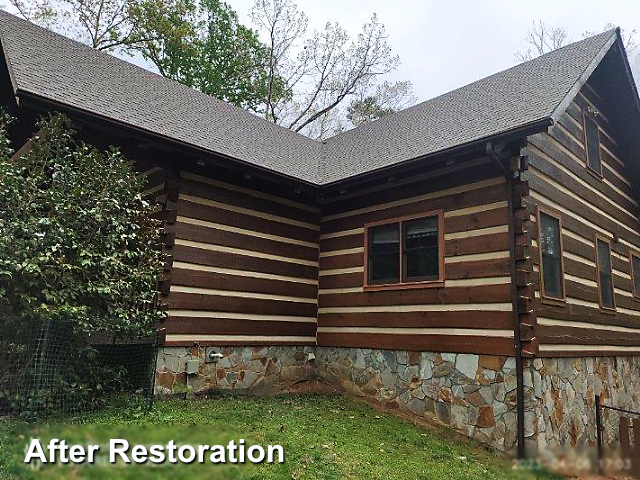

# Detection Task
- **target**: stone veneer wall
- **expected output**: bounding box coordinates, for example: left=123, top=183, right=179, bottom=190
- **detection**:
left=527, top=356, right=640, bottom=460
left=155, top=345, right=315, bottom=395
left=155, top=346, right=640, bottom=457
left=314, top=348, right=524, bottom=453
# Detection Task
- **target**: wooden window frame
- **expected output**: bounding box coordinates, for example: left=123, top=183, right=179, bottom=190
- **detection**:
left=595, top=234, right=616, bottom=313
left=536, top=206, right=566, bottom=306
left=629, top=251, right=640, bottom=301
left=363, top=210, right=444, bottom=291
left=582, top=108, right=604, bottom=180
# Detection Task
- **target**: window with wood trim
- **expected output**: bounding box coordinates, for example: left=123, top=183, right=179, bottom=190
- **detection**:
left=365, top=212, right=443, bottom=289
left=583, top=110, right=602, bottom=176
left=538, top=209, right=565, bottom=302
left=630, top=253, right=640, bottom=299
left=595, top=236, right=615, bottom=310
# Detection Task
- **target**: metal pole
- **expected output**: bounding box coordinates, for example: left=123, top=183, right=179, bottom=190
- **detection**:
left=487, top=141, right=526, bottom=459
left=595, top=394, right=603, bottom=475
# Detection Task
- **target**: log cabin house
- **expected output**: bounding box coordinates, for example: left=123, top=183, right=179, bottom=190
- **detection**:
left=1, top=11, right=639, bottom=458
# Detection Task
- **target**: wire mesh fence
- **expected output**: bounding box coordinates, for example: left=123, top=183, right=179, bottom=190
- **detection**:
left=596, top=395, right=640, bottom=477
left=0, top=319, right=159, bottom=419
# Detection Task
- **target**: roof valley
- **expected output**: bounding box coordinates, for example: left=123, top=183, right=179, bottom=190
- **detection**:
left=0, top=10, right=619, bottom=185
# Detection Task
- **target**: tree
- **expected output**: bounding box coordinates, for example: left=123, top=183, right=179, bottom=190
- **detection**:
left=0, top=113, right=164, bottom=338
left=131, top=0, right=281, bottom=111
left=12, top=0, right=282, bottom=112
left=515, top=20, right=569, bottom=62
left=0, top=113, right=164, bottom=411
left=8, top=0, right=185, bottom=51
left=250, top=0, right=307, bottom=121
left=347, top=81, right=417, bottom=127
left=516, top=19, right=638, bottom=62
left=251, top=0, right=408, bottom=136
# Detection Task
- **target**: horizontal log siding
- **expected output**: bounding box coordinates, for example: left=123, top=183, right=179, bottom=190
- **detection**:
left=317, top=157, right=515, bottom=355
left=136, top=163, right=168, bottom=199
left=526, top=84, right=640, bottom=357
left=163, top=171, right=319, bottom=346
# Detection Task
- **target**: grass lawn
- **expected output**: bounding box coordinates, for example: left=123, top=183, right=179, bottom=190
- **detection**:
left=0, top=393, right=561, bottom=480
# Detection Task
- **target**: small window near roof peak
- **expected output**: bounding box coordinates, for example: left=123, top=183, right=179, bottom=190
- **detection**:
left=583, top=110, right=602, bottom=176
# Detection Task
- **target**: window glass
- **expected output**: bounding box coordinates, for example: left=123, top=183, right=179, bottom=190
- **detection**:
left=403, top=217, right=439, bottom=281
left=366, top=214, right=442, bottom=287
left=584, top=114, right=602, bottom=174
left=597, top=239, right=615, bottom=309
left=368, top=223, right=399, bottom=284
left=540, top=212, right=564, bottom=299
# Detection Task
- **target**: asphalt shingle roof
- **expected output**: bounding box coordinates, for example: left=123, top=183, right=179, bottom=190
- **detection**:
left=0, top=11, right=618, bottom=185
left=0, top=11, right=323, bottom=183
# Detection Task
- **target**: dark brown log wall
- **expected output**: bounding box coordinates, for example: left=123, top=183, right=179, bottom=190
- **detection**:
left=525, top=81, right=640, bottom=357
left=161, top=169, right=320, bottom=346
left=317, top=156, right=515, bottom=355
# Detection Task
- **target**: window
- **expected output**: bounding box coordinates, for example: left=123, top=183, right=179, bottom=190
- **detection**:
left=538, top=209, right=565, bottom=302
left=365, top=212, right=443, bottom=289
left=630, top=253, right=640, bottom=299
left=595, top=236, right=615, bottom=310
left=368, top=222, right=400, bottom=285
left=583, top=110, right=602, bottom=176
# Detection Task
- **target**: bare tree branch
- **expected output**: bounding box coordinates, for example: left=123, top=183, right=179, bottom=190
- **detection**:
left=515, top=20, right=569, bottom=62
left=251, top=1, right=403, bottom=137
left=516, top=19, right=638, bottom=63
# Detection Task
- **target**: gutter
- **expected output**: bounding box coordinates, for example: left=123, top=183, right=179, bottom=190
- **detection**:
left=486, top=140, right=526, bottom=460
left=321, top=118, right=553, bottom=190
left=15, top=90, right=322, bottom=194
left=16, top=87, right=554, bottom=197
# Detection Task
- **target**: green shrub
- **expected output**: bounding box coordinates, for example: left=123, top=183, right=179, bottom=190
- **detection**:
left=0, top=112, right=165, bottom=414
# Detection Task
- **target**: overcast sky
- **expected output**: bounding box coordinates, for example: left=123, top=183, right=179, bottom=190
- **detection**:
left=5, top=1, right=639, bottom=103
left=228, top=0, right=640, bottom=102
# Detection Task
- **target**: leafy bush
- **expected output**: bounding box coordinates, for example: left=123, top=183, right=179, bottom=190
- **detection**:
left=0, top=112, right=165, bottom=414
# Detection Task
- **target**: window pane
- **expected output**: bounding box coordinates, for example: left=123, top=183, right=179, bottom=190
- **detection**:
left=584, top=115, right=601, bottom=173
left=403, top=216, right=439, bottom=281
left=597, top=239, right=614, bottom=308
left=540, top=213, right=564, bottom=298
left=633, top=255, right=640, bottom=295
left=600, top=272, right=615, bottom=308
left=597, top=239, right=612, bottom=273
left=368, top=223, right=399, bottom=284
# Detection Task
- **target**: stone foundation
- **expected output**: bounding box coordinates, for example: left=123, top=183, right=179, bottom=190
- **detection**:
left=155, top=345, right=315, bottom=395
left=314, top=348, right=523, bottom=452
left=527, top=356, right=640, bottom=459
left=155, top=346, right=640, bottom=458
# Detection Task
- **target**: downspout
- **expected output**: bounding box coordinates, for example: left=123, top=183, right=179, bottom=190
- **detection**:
left=486, top=141, right=526, bottom=460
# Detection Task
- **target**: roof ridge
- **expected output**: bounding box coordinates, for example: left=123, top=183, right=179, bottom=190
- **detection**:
left=547, top=29, right=618, bottom=125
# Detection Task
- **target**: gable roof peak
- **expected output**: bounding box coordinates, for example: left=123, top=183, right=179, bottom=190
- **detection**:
left=0, top=10, right=627, bottom=186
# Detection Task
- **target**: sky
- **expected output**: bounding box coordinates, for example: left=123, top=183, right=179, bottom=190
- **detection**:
left=227, top=0, right=640, bottom=102
left=4, top=0, right=640, bottom=104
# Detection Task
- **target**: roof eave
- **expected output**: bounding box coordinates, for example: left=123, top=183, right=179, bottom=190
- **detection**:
left=320, top=117, right=553, bottom=189
left=16, top=89, right=322, bottom=191
left=0, top=19, right=18, bottom=99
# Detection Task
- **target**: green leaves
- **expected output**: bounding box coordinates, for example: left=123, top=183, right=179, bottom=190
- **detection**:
left=131, top=0, right=282, bottom=112
left=0, top=112, right=164, bottom=338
